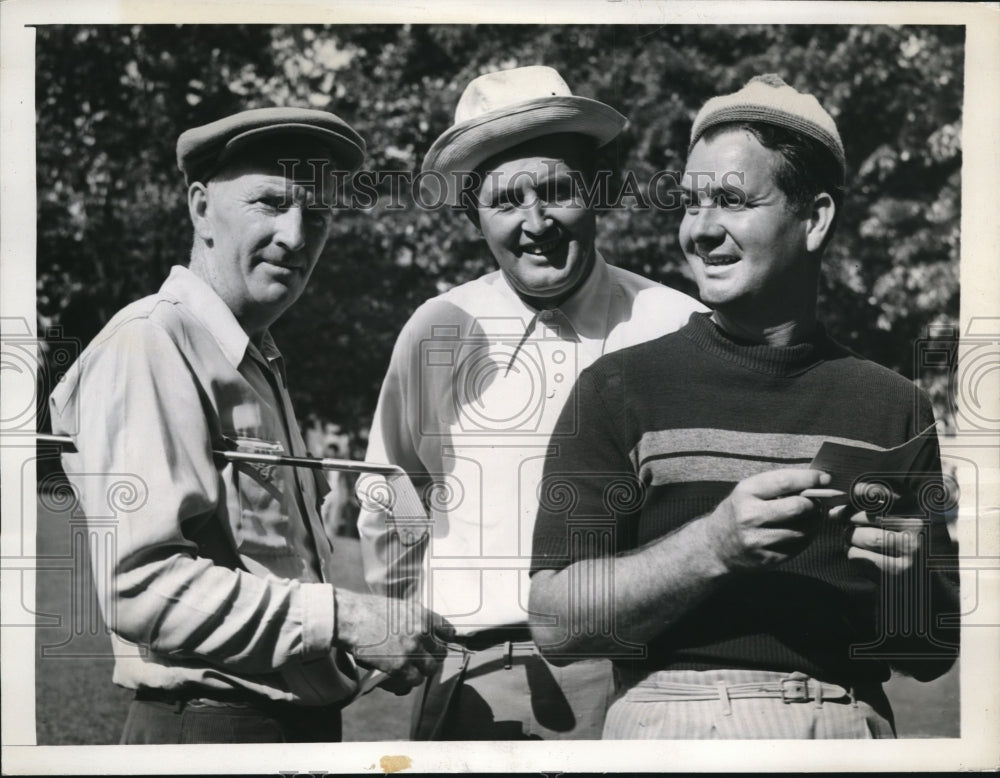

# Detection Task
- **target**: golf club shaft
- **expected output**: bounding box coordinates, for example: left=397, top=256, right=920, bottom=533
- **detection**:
left=221, top=450, right=399, bottom=475
left=40, top=433, right=420, bottom=697
left=36, top=433, right=400, bottom=475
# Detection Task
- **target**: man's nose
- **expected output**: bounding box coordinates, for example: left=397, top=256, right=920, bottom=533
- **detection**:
left=275, top=206, right=307, bottom=252
left=521, top=199, right=552, bottom=237
left=686, top=204, right=726, bottom=247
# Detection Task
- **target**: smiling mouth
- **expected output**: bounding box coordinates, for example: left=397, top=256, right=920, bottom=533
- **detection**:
left=261, top=258, right=304, bottom=272
left=701, top=253, right=740, bottom=267
left=522, top=236, right=563, bottom=256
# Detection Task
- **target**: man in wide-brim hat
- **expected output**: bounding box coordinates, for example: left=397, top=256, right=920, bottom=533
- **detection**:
left=357, top=65, right=705, bottom=740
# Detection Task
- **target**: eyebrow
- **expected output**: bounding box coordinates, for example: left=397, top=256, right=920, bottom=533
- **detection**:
left=483, top=168, right=574, bottom=207
left=679, top=183, right=727, bottom=199
left=245, top=182, right=326, bottom=207
left=678, top=176, right=749, bottom=200
left=485, top=184, right=515, bottom=207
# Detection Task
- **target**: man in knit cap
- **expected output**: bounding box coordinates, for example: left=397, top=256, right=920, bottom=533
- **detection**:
left=529, top=75, right=959, bottom=739
left=357, top=65, right=705, bottom=739
left=49, top=107, right=448, bottom=743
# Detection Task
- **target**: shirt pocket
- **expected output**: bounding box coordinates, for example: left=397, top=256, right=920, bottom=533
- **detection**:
left=224, top=434, right=298, bottom=560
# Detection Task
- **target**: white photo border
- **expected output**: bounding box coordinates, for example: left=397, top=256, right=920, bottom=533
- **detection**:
left=2, top=0, right=998, bottom=773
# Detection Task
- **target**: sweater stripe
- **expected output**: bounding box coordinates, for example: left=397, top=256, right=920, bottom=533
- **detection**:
left=531, top=313, right=949, bottom=683
left=643, top=450, right=812, bottom=464
left=631, top=428, right=888, bottom=486
left=630, top=428, right=885, bottom=468
left=639, top=455, right=806, bottom=486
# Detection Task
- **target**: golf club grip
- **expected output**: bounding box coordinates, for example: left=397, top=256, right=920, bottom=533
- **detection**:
left=37, top=433, right=400, bottom=475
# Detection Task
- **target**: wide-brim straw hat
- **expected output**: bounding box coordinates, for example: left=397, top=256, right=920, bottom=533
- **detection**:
left=422, top=66, right=627, bottom=206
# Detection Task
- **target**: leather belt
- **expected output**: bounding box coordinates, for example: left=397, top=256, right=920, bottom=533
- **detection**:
left=449, top=626, right=534, bottom=652
left=626, top=672, right=856, bottom=711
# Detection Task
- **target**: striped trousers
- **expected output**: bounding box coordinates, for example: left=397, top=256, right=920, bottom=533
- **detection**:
left=603, top=668, right=896, bottom=739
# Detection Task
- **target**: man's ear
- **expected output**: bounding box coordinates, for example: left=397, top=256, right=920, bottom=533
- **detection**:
left=805, top=192, right=835, bottom=253
left=188, top=182, right=212, bottom=243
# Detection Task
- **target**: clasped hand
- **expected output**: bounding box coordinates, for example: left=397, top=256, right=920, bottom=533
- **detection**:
left=334, top=589, right=454, bottom=694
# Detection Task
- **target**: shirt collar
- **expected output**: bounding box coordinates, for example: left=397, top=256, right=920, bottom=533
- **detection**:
left=557, top=251, right=612, bottom=341
left=253, top=331, right=287, bottom=383
left=499, top=249, right=611, bottom=322
left=160, top=265, right=260, bottom=369
left=496, top=250, right=612, bottom=340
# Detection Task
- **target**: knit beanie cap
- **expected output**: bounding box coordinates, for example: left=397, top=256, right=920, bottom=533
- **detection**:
left=689, top=74, right=845, bottom=181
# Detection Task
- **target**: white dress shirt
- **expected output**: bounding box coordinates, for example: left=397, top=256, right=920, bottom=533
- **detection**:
left=358, top=254, right=706, bottom=634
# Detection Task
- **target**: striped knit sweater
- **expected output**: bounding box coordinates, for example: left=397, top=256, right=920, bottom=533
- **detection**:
left=532, top=312, right=956, bottom=685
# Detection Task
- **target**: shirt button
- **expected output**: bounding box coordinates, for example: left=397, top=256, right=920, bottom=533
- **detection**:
left=540, top=310, right=554, bottom=320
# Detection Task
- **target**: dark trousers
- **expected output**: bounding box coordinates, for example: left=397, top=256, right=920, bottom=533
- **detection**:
left=121, top=694, right=343, bottom=744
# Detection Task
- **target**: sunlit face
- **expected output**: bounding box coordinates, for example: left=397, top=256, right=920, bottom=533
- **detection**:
left=475, top=135, right=597, bottom=307
left=679, top=128, right=814, bottom=319
left=193, top=143, right=335, bottom=333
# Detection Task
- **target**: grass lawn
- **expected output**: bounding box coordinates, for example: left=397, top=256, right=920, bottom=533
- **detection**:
left=34, top=497, right=958, bottom=744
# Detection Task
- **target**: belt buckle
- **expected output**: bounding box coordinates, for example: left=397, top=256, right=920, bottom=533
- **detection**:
left=779, top=677, right=809, bottom=703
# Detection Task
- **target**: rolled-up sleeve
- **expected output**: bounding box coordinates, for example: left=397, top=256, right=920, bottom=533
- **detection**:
left=51, top=317, right=334, bottom=674
left=356, top=319, right=431, bottom=600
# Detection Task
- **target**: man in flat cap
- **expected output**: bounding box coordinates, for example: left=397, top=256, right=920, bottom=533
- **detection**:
left=529, top=75, right=959, bottom=739
left=49, top=107, right=447, bottom=743
left=356, top=66, right=705, bottom=740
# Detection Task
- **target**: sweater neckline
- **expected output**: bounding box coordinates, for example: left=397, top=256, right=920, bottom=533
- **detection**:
left=683, top=312, right=831, bottom=376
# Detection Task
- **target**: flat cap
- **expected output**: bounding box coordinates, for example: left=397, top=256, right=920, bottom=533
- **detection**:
left=176, top=106, right=366, bottom=184
left=690, top=74, right=845, bottom=182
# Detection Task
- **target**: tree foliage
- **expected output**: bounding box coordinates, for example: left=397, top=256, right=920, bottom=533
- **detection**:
left=35, top=24, right=963, bottom=446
